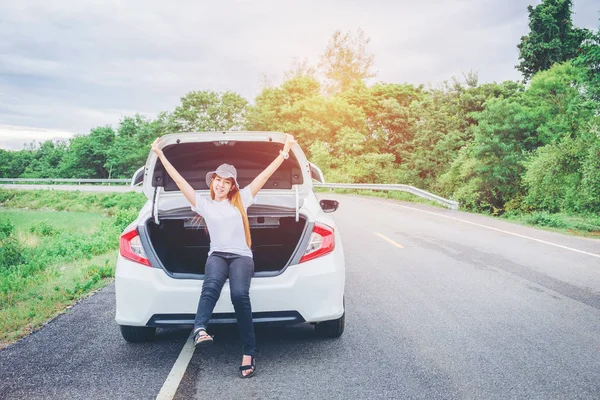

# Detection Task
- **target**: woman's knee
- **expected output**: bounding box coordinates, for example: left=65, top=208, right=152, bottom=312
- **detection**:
left=230, top=289, right=250, bottom=305
left=202, top=280, right=225, bottom=296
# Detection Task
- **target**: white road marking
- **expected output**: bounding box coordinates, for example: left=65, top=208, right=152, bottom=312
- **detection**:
left=371, top=200, right=600, bottom=259
left=156, top=333, right=196, bottom=400
left=374, top=232, right=404, bottom=248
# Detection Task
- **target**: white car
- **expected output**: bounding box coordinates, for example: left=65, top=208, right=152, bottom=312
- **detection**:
left=115, top=132, right=345, bottom=342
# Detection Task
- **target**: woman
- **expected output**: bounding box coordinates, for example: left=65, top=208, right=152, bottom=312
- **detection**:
left=151, top=133, right=296, bottom=378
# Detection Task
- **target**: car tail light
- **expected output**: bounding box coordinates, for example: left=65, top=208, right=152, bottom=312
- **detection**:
left=299, top=223, right=335, bottom=263
left=120, top=228, right=151, bottom=267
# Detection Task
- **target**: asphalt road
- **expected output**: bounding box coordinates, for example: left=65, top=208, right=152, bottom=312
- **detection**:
left=1, top=194, right=599, bottom=399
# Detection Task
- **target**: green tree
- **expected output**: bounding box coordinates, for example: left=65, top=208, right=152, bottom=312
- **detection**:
left=292, top=95, right=367, bottom=146
left=284, top=57, right=317, bottom=80
left=169, top=90, right=248, bottom=132
left=319, top=28, right=376, bottom=93
left=341, top=81, right=422, bottom=159
left=246, top=74, right=367, bottom=147
left=519, top=62, right=600, bottom=213
left=105, top=114, right=165, bottom=178
left=522, top=62, right=595, bottom=144
left=400, top=77, right=522, bottom=190
left=523, top=137, right=587, bottom=212
left=245, top=75, right=322, bottom=134
left=0, top=149, right=33, bottom=178
left=20, top=140, right=67, bottom=178
left=59, top=127, right=115, bottom=178
left=440, top=98, right=536, bottom=212
left=308, top=135, right=395, bottom=184
left=0, top=150, right=12, bottom=178
left=575, top=25, right=600, bottom=100
left=441, top=62, right=599, bottom=213
left=516, top=0, right=590, bottom=80
left=580, top=134, right=600, bottom=212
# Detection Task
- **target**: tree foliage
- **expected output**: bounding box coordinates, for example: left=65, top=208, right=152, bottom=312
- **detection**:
left=0, top=149, right=33, bottom=178
left=574, top=25, right=600, bottom=100
left=3, top=4, right=599, bottom=218
left=319, top=28, right=376, bottom=93
left=516, top=0, right=590, bottom=80
left=105, top=114, right=166, bottom=178
left=439, top=98, right=536, bottom=212
left=169, top=90, right=248, bottom=132
left=59, top=127, right=115, bottom=179
left=20, top=140, right=68, bottom=178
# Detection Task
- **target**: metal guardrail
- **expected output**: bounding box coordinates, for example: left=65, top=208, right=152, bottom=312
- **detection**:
left=0, top=178, right=459, bottom=210
left=314, top=183, right=459, bottom=210
left=0, top=178, right=130, bottom=184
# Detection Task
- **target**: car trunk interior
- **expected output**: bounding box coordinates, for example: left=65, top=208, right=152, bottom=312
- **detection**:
left=146, top=211, right=308, bottom=275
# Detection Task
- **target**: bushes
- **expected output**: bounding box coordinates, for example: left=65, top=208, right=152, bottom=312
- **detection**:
left=523, top=135, right=600, bottom=214
left=113, top=208, right=139, bottom=232
left=0, top=189, right=146, bottom=214
left=580, top=137, right=600, bottom=213
left=0, top=219, right=14, bottom=238
left=0, top=193, right=131, bottom=345
left=29, top=221, right=62, bottom=237
left=523, top=138, right=585, bottom=212
left=523, top=212, right=569, bottom=228
left=0, top=191, right=137, bottom=303
left=503, top=211, right=600, bottom=233
left=0, top=220, right=25, bottom=269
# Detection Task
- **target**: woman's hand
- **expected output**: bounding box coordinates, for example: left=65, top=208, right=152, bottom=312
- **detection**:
left=151, top=137, right=164, bottom=157
left=249, top=134, right=297, bottom=197
left=150, top=136, right=196, bottom=206
left=283, top=134, right=296, bottom=153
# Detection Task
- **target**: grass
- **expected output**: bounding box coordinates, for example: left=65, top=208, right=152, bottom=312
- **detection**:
left=501, top=211, right=600, bottom=238
left=0, top=189, right=146, bottom=215
left=0, top=253, right=115, bottom=348
left=2, top=209, right=105, bottom=236
left=0, top=189, right=144, bottom=348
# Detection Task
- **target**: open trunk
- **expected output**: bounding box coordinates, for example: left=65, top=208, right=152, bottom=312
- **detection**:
left=146, top=208, right=308, bottom=276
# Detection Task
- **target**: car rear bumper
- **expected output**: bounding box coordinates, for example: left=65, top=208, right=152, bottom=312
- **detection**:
left=146, top=311, right=305, bottom=327
left=115, top=248, right=345, bottom=327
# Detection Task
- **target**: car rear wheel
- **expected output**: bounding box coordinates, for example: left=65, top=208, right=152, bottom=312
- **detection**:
left=119, top=325, right=156, bottom=342
left=315, top=312, right=345, bottom=338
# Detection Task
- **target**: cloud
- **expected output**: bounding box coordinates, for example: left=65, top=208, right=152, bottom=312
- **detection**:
left=0, top=125, right=77, bottom=150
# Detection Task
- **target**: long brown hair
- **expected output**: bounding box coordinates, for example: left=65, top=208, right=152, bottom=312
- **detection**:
left=209, top=175, right=252, bottom=248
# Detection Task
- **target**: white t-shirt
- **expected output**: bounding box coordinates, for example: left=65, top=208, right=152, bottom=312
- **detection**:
left=191, top=186, right=256, bottom=258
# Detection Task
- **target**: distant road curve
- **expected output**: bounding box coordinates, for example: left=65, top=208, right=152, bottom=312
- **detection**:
left=0, top=184, right=142, bottom=193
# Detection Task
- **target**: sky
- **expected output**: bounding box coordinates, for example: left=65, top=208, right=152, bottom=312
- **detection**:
left=0, top=0, right=598, bottom=151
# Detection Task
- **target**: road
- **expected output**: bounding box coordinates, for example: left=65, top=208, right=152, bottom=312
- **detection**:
left=1, top=194, right=599, bottom=399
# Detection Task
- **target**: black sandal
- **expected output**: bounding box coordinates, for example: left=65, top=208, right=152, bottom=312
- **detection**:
left=192, top=328, right=213, bottom=347
left=239, top=355, right=256, bottom=378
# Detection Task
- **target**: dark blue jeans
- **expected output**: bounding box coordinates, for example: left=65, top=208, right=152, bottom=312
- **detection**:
left=194, top=252, right=256, bottom=357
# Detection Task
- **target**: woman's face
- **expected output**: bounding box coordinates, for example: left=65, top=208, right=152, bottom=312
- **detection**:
left=212, top=174, right=234, bottom=199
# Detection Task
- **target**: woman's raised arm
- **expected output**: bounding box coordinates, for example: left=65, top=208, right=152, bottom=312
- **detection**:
left=248, top=134, right=297, bottom=198
left=152, top=137, right=197, bottom=207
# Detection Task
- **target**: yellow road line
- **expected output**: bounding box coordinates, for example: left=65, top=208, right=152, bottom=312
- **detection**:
left=374, top=232, right=404, bottom=248
left=369, top=199, right=600, bottom=260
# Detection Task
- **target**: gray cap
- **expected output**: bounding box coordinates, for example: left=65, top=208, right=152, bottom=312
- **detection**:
left=205, top=163, right=239, bottom=188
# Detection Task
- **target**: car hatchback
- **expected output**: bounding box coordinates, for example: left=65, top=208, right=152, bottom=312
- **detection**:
left=115, top=132, right=345, bottom=342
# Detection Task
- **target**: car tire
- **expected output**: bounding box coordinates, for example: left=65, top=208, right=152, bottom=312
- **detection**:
left=315, top=312, right=345, bottom=338
left=119, top=325, right=156, bottom=342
